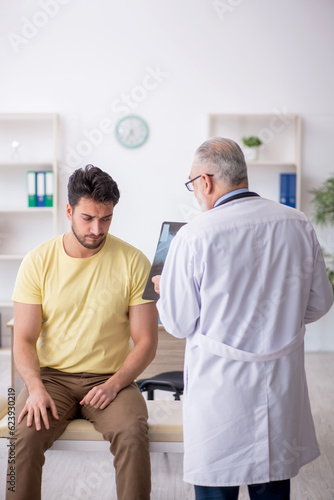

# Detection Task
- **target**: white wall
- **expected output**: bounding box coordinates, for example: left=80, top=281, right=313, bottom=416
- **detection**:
left=1, top=0, right=333, bottom=349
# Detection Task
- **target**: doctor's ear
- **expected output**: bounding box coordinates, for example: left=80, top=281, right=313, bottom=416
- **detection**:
left=202, top=174, right=214, bottom=194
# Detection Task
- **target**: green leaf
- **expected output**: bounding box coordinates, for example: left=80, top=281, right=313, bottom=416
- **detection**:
left=310, top=176, right=334, bottom=290
left=242, top=136, right=262, bottom=147
left=309, top=175, right=334, bottom=226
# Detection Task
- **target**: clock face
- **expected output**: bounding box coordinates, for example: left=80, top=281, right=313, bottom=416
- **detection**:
left=115, top=115, right=149, bottom=148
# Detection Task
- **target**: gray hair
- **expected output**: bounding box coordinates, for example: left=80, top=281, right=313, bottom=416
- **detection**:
left=194, top=137, right=248, bottom=187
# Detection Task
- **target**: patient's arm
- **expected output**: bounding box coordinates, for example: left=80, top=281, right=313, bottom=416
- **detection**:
left=80, top=302, right=158, bottom=409
left=14, top=301, right=59, bottom=430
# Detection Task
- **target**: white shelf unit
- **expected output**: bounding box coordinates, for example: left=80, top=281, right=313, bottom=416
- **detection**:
left=0, top=113, right=58, bottom=347
left=207, top=113, right=301, bottom=210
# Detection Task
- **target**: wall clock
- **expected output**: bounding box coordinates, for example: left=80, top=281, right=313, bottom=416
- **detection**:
left=115, top=115, right=149, bottom=148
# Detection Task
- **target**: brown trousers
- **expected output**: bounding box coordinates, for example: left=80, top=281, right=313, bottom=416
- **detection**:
left=6, top=368, right=151, bottom=500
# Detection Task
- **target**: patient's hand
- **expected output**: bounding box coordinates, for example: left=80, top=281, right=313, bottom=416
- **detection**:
left=80, top=381, right=118, bottom=410
left=151, top=275, right=161, bottom=295
left=18, top=387, right=59, bottom=431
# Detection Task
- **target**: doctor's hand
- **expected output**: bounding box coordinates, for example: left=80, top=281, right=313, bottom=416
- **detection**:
left=80, top=381, right=118, bottom=410
left=18, top=387, right=59, bottom=431
left=152, top=275, right=161, bottom=295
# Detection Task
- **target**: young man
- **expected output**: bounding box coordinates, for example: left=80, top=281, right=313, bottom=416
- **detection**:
left=7, top=165, right=158, bottom=500
left=153, top=137, right=333, bottom=500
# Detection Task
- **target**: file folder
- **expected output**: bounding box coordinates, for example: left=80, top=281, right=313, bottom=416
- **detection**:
left=45, top=171, right=53, bottom=207
left=27, top=171, right=37, bottom=207
left=280, top=173, right=296, bottom=208
left=36, top=171, right=45, bottom=207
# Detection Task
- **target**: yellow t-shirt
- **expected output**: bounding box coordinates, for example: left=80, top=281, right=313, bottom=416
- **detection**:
left=12, top=234, right=153, bottom=374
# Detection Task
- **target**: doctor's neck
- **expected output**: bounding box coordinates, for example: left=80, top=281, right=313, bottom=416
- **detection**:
left=206, top=179, right=249, bottom=211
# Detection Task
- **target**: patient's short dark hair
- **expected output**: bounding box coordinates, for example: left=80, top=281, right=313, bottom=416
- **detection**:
left=67, top=164, right=120, bottom=208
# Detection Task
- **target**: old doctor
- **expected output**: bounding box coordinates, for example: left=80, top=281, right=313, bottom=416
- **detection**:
left=152, top=137, right=333, bottom=500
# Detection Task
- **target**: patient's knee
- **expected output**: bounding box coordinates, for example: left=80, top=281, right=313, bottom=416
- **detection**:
left=15, top=420, right=53, bottom=453
left=110, top=414, right=149, bottom=452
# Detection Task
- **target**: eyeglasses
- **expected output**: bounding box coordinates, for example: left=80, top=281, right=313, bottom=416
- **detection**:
left=185, top=174, right=214, bottom=192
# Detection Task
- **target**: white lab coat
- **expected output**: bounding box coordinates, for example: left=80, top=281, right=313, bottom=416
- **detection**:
left=157, top=196, right=333, bottom=487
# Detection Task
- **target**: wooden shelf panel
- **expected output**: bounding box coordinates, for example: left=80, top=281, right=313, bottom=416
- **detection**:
left=0, top=207, right=54, bottom=213
left=0, top=113, right=57, bottom=120
left=247, top=161, right=297, bottom=168
left=0, top=162, right=54, bottom=168
left=0, top=255, right=24, bottom=260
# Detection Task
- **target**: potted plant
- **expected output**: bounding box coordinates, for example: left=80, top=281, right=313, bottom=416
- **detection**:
left=310, top=175, right=334, bottom=291
left=242, top=136, right=262, bottom=161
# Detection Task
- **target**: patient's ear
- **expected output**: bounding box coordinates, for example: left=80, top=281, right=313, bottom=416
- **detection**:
left=66, top=203, right=73, bottom=221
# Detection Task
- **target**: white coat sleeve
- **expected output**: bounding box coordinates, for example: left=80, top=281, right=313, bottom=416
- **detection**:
left=304, top=235, right=333, bottom=324
left=156, top=233, right=200, bottom=338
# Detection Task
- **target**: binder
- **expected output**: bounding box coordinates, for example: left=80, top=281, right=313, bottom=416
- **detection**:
left=27, top=171, right=37, bottom=207
left=280, top=173, right=288, bottom=205
left=36, top=171, right=45, bottom=207
left=45, top=171, right=53, bottom=207
left=288, top=173, right=296, bottom=208
left=280, top=173, right=296, bottom=208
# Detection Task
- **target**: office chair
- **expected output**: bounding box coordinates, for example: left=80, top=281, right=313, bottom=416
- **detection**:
left=136, top=371, right=183, bottom=401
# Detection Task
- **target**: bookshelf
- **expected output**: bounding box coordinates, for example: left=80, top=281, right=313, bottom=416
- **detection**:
left=0, top=114, right=58, bottom=346
left=207, top=113, right=301, bottom=210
